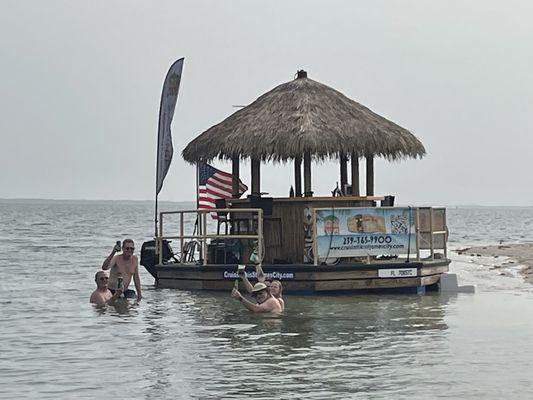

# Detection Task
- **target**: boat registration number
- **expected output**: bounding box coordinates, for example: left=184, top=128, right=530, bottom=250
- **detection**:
left=378, top=268, right=417, bottom=278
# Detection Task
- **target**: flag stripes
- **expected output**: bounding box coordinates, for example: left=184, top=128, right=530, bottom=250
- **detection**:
left=198, top=163, right=247, bottom=217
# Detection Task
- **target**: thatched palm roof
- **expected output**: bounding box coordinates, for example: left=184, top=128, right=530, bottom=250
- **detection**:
left=182, top=71, right=425, bottom=163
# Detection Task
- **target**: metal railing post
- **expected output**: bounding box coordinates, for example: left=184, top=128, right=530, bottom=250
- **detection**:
left=444, top=208, right=448, bottom=258
left=415, top=208, right=420, bottom=261
left=313, top=208, right=318, bottom=266
left=429, top=208, right=434, bottom=260
left=158, top=212, right=164, bottom=265
left=257, top=209, right=264, bottom=265
left=202, top=211, right=207, bottom=265
left=179, top=211, right=184, bottom=262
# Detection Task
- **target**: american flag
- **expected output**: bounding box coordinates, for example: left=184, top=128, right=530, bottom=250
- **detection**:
left=198, top=163, right=248, bottom=217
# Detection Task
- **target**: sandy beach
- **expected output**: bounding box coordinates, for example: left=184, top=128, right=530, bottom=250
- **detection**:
left=456, top=244, right=533, bottom=284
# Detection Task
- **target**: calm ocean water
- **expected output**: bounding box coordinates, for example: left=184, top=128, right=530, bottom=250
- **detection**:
left=1, top=200, right=533, bottom=399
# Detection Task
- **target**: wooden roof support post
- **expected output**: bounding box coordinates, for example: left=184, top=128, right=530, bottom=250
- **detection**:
left=251, top=158, right=261, bottom=196
left=351, top=152, right=360, bottom=196
left=340, top=154, right=348, bottom=193
left=366, top=155, right=374, bottom=196
left=294, top=156, right=302, bottom=197
left=303, top=152, right=313, bottom=197
left=231, top=156, right=240, bottom=198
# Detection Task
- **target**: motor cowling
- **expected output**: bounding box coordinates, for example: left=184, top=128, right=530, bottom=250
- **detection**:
left=140, top=240, right=176, bottom=269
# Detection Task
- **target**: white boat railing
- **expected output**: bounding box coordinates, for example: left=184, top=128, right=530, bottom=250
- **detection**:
left=415, top=207, right=447, bottom=260
left=156, top=208, right=264, bottom=266
left=156, top=206, right=446, bottom=266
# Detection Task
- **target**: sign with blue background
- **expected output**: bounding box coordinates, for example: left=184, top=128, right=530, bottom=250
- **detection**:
left=315, top=207, right=416, bottom=258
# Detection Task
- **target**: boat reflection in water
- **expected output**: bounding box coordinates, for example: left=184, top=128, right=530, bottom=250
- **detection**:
left=140, top=289, right=452, bottom=398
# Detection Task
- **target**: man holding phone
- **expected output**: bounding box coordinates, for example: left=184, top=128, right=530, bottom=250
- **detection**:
left=102, top=239, right=142, bottom=301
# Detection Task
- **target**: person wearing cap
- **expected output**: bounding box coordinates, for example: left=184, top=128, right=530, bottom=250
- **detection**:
left=239, top=265, right=284, bottom=311
left=231, top=282, right=282, bottom=313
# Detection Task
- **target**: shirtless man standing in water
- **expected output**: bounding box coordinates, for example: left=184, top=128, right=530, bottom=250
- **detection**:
left=102, top=239, right=142, bottom=301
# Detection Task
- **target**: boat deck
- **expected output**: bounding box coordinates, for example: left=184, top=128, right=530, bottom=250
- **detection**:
left=147, top=259, right=450, bottom=294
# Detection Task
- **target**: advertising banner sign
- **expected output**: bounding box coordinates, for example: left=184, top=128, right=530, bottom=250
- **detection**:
left=156, top=58, right=184, bottom=195
left=315, top=207, right=416, bottom=259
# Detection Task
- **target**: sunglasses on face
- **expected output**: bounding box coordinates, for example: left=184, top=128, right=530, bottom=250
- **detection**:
left=98, top=277, right=109, bottom=281
left=124, top=247, right=135, bottom=250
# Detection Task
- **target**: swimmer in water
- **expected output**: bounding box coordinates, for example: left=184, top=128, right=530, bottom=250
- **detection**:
left=231, top=282, right=282, bottom=313
left=239, top=265, right=284, bottom=311
left=90, top=271, right=122, bottom=305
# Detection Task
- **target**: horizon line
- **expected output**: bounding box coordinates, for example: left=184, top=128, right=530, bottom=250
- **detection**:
left=1, top=197, right=532, bottom=208
left=0, top=197, right=194, bottom=203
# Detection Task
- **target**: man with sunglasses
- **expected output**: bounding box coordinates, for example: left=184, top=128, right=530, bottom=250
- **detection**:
left=102, top=239, right=142, bottom=301
left=90, top=271, right=122, bottom=305
left=231, top=282, right=282, bottom=313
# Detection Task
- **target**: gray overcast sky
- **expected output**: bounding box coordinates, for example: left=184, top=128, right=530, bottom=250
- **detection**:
left=1, top=0, right=532, bottom=205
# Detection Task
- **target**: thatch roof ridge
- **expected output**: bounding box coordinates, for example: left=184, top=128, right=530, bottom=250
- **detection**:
left=182, top=74, right=425, bottom=163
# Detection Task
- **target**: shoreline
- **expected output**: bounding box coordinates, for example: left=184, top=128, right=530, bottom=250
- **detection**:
left=455, top=243, right=533, bottom=284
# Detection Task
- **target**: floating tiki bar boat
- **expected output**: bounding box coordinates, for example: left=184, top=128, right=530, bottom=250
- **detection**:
left=141, top=70, right=450, bottom=294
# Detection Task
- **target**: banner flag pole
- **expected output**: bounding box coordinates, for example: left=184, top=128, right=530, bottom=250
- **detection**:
left=194, top=162, right=199, bottom=236
left=155, top=195, right=159, bottom=237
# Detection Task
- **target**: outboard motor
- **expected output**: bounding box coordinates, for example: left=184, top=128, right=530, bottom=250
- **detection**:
left=141, top=240, right=177, bottom=278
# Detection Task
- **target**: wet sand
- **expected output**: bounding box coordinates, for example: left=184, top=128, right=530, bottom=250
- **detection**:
left=456, top=244, right=533, bottom=284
